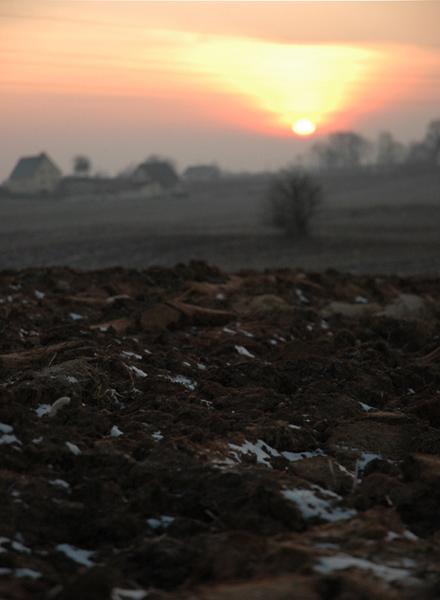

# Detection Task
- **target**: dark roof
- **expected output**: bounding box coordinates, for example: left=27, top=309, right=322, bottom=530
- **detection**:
left=136, top=161, right=179, bottom=189
left=9, top=152, right=56, bottom=179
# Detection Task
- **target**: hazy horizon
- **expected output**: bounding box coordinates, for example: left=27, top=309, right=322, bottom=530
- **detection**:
left=1, top=1, right=439, bottom=181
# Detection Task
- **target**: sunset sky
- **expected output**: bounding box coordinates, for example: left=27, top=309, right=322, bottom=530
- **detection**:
left=1, top=1, right=439, bottom=180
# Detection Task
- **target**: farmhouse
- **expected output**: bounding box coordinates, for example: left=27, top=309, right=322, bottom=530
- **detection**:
left=7, top=152, right=62, bottom=195
left=131, top=160, right=179, bottom=191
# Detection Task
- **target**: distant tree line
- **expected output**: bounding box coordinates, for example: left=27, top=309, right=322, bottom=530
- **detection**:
left=267, top=118, right=439, bottom=241
left=307, top=119, right=440, bottom=170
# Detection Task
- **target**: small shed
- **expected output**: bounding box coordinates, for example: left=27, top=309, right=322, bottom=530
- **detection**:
left=131, top=160, right=179, bottom=191
left=7, top=152, right=62, bottom=195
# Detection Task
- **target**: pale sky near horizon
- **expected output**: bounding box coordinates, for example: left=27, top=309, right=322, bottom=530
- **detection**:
left=1, top=1, right=439, bottom=181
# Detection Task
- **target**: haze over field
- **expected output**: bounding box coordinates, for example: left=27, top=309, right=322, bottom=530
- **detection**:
left=1, top=1, right=440, bottom=180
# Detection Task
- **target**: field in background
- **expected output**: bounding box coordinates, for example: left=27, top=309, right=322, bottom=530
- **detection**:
left=1, top=164, right=439, bottom=275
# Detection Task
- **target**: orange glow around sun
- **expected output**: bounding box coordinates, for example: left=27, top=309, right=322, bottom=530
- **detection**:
left=181, top=36, right=414, bottom=136
left=1, top=4, right=439, bottom=140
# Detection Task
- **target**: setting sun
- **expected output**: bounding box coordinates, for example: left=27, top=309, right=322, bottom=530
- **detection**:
left=293, top=119, right=316, bottom=136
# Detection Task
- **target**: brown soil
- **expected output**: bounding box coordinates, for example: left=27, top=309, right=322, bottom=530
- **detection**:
left=1, top=261, right=440, bottom=599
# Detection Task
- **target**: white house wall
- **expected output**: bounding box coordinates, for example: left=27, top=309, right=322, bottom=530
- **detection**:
left=8, top=157, right=61, bottom=194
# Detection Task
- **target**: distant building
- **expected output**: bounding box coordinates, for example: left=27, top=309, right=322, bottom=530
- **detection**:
left=183, top=164, right=221, bottom=181
left=131, top=160, right=179, bottom=191
left=6, top=152, right=62, bottom=195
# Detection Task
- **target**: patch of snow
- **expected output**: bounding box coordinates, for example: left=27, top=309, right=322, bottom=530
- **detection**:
left=315, top=554, right=417, bottom=583
left=200, top=399, right=213, bottom=409
left=229, top=439, right=280, bottom=467
left=270, top=339, right=278, bottom=345
left=174, top=375, right=197, bottom=389
left=359, top=402, right=375, bottom=412
left=288, top=424, right=301, bottom=430
left=355, top=296, right=368, bottom=303
left=110, top=426, right=123, bottom=437
left=282, top=487, right=356, bottom=522
left=0, top=423, right=21, bottom=446
left=407, top=388, right=415, bottom=395
left=65, top=376, right=79, bottom=384
left=296, top=288, right=310, bottom=304
left=147, top=515, right=175, bottom=530
left=241, top=329, right=254, bottom=337
left=197, top=363, right=206, bottom=371
left=357, top=451, right=384, bottom=469
left=162, top=374, right=197, bottom=389
left=306, top=324, right=314, bottom=331
left=11, top=491, right=21, bottom=503
left=15, top=568, right=42, bottom=579
left=126, top=365, right=148, bottom=378
left=235, top=345, right=255, bottom=358
left=107, top=294, right=131, bottom=303
left=65, top=442, right=81, bottom=455
left=282, top=450, right=325, bottom=462
left=211, top=456, right=237, bottom=469
left=0, top=538, right=11, bottom=553
left=152, top=431, right=163, bottom=441
left=69, top=312, right=86, bottom=321
left=112, top=589, right=148, bottom=600
left=32, top=436, right=43, bottom=444
left=223, top=327, right=237, bottom=335
left=403, top=528, right=419, bottom=540
left=36, top=405, right=51, bottom=418
left=337, top=445, right=388, bottom=470
left=11, top=540, right=31, bottom=553
left=35, top=290, right=46, bottom=299
left=121, top=351, right=143, bottom=360
left=49, top=479, right=70, bottom=489
left=56, top=543, right=95, bottom=567
left=216, top=293, right=225, bottom=300
left=321, top=319, right=329, bottom=329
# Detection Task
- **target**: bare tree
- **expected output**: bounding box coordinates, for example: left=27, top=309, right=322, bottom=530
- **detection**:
left=311, top=132, right=370, bottom=170
left=267, top=171, right=323, bottom=238
left=73, top=155, right=91, bottom=177
left=422, top=120, right=440, bottom=163
left=328, top=132, right=370, bottom=168
left=406, top=120, right=440, bottom=165
left=376, top=132, right=406, bottom=166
